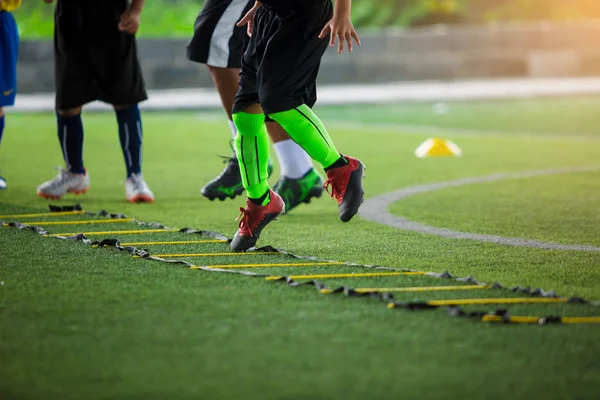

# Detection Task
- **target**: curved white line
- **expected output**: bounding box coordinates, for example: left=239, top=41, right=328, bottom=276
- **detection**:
left=359, top=166, right=600, bottom=252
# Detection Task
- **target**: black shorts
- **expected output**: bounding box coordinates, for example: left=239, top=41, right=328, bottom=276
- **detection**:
left=187, top=0, right=254, bottom=68
left=232, top=1, right=332, bottom=115
left=54, top=0, right=147, bottom=110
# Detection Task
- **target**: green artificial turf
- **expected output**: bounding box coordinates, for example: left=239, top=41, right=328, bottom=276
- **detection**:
left=1, top=99, right=599, bottom=400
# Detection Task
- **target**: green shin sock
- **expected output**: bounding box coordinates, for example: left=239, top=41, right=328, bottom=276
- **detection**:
left=232, top=112, right=270, bottom=201
left=269, top=104, right=341, bottom=169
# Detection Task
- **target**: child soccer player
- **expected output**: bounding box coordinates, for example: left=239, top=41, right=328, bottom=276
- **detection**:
left=0, top=0, right=20, bottom=189
left=187, top=0, right=323, bottom=212
left=230, top=0, right=364, bottom=251
left=36, top=0, right=154, bottom=203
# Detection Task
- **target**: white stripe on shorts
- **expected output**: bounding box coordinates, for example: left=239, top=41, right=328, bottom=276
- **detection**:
left=206, top=0, right=248, bottom=68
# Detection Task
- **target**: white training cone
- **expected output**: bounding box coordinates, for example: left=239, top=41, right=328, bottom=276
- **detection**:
left=415, top=138, right=462, bottom=158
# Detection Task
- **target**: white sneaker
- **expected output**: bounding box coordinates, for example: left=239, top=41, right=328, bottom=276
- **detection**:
left=37, top=168, right=90, bottom=200
left=125, top=173, right=154, bottom=203
left=0, top=176, right=6, bottom=189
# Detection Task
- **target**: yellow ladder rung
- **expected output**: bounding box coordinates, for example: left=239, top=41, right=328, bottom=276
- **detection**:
left=0, top=210, right=85, bottom=218
left=135, top=252, right=278, bottom=258
left=191, top=262, right=346, bottom=270
left=427, top=297, right=567, bottom=306
left=561, top=316, right=600, bottom=324
left=266, top=271, right=425, bottom=280
left=388, top=297, right=569, bottom=309
left=5, top=218, right=134, bottom=226
left=388, top=297, right=567, bottom=309
left=321, top=285, right=489, bottom=294
left=482, top=315, right=600, bottom=324
left=45, top=229, right=178, bottom=237
left=120, top=240, right=227, bottom=246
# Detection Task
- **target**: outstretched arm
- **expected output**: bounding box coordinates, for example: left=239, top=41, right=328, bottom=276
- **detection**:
left=319, top=0, right=361, bottom=54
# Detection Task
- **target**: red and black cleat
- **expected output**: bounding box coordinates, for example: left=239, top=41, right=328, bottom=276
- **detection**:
left=323, top=156, right=365, bottom=222
left=230, top=190, right=285, bottom=252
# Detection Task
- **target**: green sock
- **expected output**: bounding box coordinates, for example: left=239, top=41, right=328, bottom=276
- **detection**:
left=268, top=104, right=341, bottom=169
left=232, top=112, right=270, bottom=201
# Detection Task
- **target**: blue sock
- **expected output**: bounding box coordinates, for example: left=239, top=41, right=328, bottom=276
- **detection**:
left=57, top=113, right=85, bottom=174
left=0, top=114, right=5, bottom=147
left=115, top=105, right=143, bottom=178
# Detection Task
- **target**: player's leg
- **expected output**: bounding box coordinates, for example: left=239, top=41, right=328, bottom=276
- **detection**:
left=230, top=101, right=285, bottom=251
left=188, top=0, right=257, bottom=200
left=207, top=66, right=239, bottom=125
left=0, top=107, right=5, bottom=189
left=0, top=9, right=19, bottom=190
left=199, top=66, right=258, bottom=201
left=268, top=122, right=314, bottom=178
left=187, top=0, right=252, bottom=125
left=56, top=107, right=85, bottom=175
left=268, top=87, right=324, bottom=213
left=37, top=105, right=90, bottom=199
left=113, top=104, right=153, bottom=203
left=228, top=7, right=285, bottom=251
left=189, top=0, right=277, bottom=201
left=268, top=105, right=365, bottom=224
left=233, top=103, right=271, bottom=203
left=260, top=2, right=364, bottom=222
left=37, top=2, right=92, bottom=200
left=114, top=104, right=142, bottom=179
left=37, top=105, right=91, bottom=200
left=95, top=1, right=153, bottom=203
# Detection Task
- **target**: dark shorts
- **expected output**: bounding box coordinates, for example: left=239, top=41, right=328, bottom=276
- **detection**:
left=54, top=0, right=147, bottom=110
left=187, top=0, right=254, bottom=68
left=0, top=11, right=19, bottom=107
left=232, top=1, right=332, bottom=115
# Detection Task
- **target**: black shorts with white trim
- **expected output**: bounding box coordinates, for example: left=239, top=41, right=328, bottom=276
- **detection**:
left=187, top=0, right=254, bottom=69
left=53, top=0, right=147, bottom=110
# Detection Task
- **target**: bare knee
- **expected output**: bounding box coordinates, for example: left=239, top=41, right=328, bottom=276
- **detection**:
left=0, top=107, right=4, bottom=118
left=57, top=107, right=83, bottom=117
left=241, top=103, right=264, bottom=115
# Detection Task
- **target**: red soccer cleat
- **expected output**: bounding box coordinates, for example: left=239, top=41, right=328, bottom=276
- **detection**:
left=230, top=190, right=285, bottom=251
left=323, top=156, right=365, bottom=222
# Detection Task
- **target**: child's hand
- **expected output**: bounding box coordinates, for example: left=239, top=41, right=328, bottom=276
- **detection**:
left=319, top=15, right=361, bottom=54
left=237, top=1, right=263, bottom=37
left=119, top=7, right=141, bottom=35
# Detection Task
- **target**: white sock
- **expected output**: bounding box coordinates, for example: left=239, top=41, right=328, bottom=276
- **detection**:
left=273, top=139, right=314, bottom=179
left=228, top=119, right=237, bottom=140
